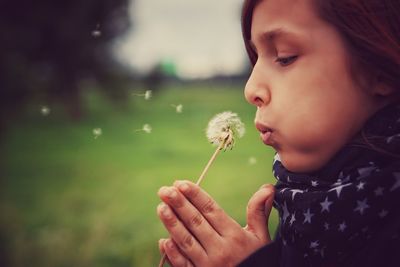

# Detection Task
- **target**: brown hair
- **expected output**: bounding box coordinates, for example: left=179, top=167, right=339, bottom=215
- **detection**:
left=241, top=0, right=400, bottom=93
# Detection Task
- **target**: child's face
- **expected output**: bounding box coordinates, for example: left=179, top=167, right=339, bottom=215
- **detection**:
left=245, top=0, right=382, bottom=173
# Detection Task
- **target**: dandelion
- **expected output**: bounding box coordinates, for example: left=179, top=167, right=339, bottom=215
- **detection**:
left=248, top=156, right=257, bottom=165
left=41, top=106, right=50, bottom=116
left=159, top=111, right=245, bottom=267
left=93, top=128, right=102, bottom=139
left=206, top=111, right=245, bottom=150
left=135, top=124, right=152, bottom=134
left=91, top=23, right=101, bottom=38
left=198, top=111, right=245, bottom=184
left=171, top=104, right=183, bottom=113
left=132, top=90, right=152, bottom=100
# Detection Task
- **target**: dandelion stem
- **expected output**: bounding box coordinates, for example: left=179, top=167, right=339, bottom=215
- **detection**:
left=158, top=254, right=167, bottom=267
left=196, top=142, right=224, bottom=186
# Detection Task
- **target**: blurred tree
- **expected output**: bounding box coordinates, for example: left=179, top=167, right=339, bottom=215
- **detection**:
left=0, top=0, right=132, bottom=131
left=144, top=59, right=178, bottom=94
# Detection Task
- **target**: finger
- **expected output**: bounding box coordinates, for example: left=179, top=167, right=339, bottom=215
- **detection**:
left=163, top=239, right=194, bottom=267
left=159, top=238, right=166, bottom=255
left=157, top=202, right=207, bottom=264
left=158, top=239, right=172, bottom=266
left=158, top=186, right=221, bottom=248
left=246, top=184, right=275, bottom=242
left=173, top=180, right=242, bottom=236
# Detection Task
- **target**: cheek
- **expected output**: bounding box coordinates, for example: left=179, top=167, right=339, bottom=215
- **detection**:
left=284, top=118, right=338, bottom=152
left=275, top=95, right=357, bottom=172
left=278, top=99, right=368, bottom=172
left=278, top=126, right=344, bottom=172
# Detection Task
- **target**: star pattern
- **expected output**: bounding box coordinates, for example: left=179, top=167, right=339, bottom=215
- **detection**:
left=328, top=183, right=351, bottom=198
left=290, top=213, right=296, bottom=225
left=303, top=208, right=314, bottom=224
left=379, top=209, right=388, bottom=218
left=290, top=189, right=304, bottom=200
left=354, top=198, right=369, bottom=215
left=386, top=133, right=400, bottom=144
left=390, top=172, right=400, bottom=192
left=338, top=222, right=347, bottom=232
left=357, top=166, right=377, bottom=177
left=356, top=181, right=365, bottom=191
left=282, top=201, right=290, bottom=223
left=310, top=240, right=319, bottom=249
left=271, top=105, right=400, bottom=261
left=320, top=197, right=333, bottom=212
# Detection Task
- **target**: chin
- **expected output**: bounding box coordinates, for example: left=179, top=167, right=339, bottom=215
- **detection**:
left=279, top=153, right=328, bottom=174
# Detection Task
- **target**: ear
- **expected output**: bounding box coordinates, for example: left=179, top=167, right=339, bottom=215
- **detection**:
left=372, top=83, right=396, bottom=97
left=369, top=73, right=394, bottom=96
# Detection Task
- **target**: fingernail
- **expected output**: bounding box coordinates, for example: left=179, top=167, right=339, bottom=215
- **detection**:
left=159, top=203, right=172, bottom=218
left=164, top=187, right=177, bottom=198
left=158, top=203, right=166, bottom=213
left=158, top=186, right=168, bottom=196
left=177, top=181, right=189, bottom=193
left=259, top=184, right=269, bottom=190
left=158, top=203, right=165, bottom=211
left=260, top=184, right=273, bottom=193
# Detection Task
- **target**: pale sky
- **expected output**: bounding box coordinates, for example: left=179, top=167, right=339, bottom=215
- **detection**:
left=113, top=0, right=248, bottom=79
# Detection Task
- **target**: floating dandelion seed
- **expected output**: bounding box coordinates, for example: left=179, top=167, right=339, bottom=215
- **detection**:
left=135, top=124, right=152, bottom=134
left=143, top=124, right=152, bottom=133
left=132, top=90, right=152, bottom=100
left=93, top=128, right=102, bottom=139
left=159, top=111, right=245, bottom=267
left=92, top=29, right=101, bottom=37
left=41, top=106, right=50, bottom=116
left=144, top=90, right=152, bottom=100
left=248, top=156, right=257, bottom=165
left=91, top=24, right=101, bottom=38
left=171, top=104, right=183, bottom=113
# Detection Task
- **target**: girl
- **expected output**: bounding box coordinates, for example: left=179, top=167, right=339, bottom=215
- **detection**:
left=157, top=0, right=400, bottom=266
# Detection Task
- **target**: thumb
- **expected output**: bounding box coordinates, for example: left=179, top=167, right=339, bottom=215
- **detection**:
left=245, top=184, right=275, bottom=242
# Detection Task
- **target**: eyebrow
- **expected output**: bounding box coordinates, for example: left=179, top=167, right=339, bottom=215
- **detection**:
left=249, top=28, right=301, bottom=52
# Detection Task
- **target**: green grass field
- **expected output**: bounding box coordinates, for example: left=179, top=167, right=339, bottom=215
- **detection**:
left=0, top=83, right=278, bottom=267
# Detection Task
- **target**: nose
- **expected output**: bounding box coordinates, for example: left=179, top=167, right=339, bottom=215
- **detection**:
left=244, top=64, right=271, bottom=107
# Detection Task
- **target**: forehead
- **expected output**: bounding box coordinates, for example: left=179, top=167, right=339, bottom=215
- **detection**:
left=251, top=0, right=322, bottom=41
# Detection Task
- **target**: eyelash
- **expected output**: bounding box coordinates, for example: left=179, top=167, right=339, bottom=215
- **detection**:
left=275, top=55, right=298, bottom=67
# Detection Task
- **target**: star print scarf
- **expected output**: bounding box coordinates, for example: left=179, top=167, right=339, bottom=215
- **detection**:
left=272, top=104, right=400, bottom=266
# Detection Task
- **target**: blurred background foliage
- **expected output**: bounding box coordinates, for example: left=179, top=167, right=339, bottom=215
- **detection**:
left=0, top=0, right=131, bottom=131
left=0, top=0, right=277, bottom=266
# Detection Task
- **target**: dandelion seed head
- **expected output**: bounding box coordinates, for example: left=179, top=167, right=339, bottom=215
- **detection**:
left=41, top=106, right=50, bottom=116
left=143, top=124, right=152, bottom=133
left=206, top=111, right=245, bottom=149
left=93, top=128, right=102, bottom=139
left=144, top=90, right=152, bottom=100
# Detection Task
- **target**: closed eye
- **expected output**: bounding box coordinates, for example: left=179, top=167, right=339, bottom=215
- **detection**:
left=275, top=55, right=298, bottom=67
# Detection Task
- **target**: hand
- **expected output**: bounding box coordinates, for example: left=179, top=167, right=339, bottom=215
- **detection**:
left=157, top=180, right=275, bottom=267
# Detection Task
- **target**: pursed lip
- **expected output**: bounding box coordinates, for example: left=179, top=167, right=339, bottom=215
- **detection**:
left=255, top=121, right=275, bottom=146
